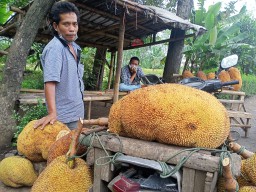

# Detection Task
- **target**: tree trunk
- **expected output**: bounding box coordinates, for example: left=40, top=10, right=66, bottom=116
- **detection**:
left=163, top=0, right=194, bottom=83
left=0, top=0, right=55, bottom=149
left=89, top=47, right=107, bottom=90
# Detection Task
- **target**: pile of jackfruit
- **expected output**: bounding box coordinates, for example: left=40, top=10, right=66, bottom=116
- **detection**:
left=182, top=67, right=242, bottom=91
left=0, top=120, right=92, bottom=191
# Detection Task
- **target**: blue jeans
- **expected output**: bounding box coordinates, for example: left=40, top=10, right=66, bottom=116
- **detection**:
left=65, top=121, right=78, bottom=130
left=119, top=83, right=141, bottom=91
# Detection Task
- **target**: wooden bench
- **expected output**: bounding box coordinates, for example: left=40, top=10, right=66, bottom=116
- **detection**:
left=217, top=90, right=253, bottom=137
left=85, top=135, right=241, bottom=192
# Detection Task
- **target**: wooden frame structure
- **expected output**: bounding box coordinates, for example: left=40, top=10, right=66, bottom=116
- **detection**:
left=1, top=0, right=205, bottom=103
left=217, top=90, right=253, bottom=137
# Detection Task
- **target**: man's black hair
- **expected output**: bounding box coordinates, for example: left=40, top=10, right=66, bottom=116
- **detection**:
left=49, top=1, right=80, bottom=35
left=130, top=56, right=140, bottom=64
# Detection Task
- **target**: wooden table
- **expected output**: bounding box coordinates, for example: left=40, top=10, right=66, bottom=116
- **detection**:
left=18, top=89, right=128, bottom=119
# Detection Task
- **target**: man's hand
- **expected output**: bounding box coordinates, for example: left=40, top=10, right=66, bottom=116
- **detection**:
left=131, top=67, right=137, bottom=74
left=34, top=113, right=57, bottom=130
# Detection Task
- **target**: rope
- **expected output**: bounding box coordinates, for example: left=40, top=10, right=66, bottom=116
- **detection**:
left=73, top=132, right=238, bottom=190
left=237, top=146, right=245, bottom=155
left=159, top=148, right=201, bottom=178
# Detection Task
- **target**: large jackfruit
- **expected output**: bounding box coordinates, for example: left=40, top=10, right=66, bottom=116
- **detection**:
left=228, top=67, right=242, bottom=91
left=244, top=154, right=256, bottom=185
left=182, top=70, right=194, bottom=78
left=17, top=120, right=70, bottom=162
left=218, top=70, right=231, bottom=83
left=239, top=186, right=256, bottom=192
left=108, top=84, right=230, bottom=148
left=237, top=160, right=253, bottom=187
left=207, top=72, right=216, bottom=80
left=31, top=155, right=92, bottom=192
left=47, top=130, right=87, bottom=165
left=0, top=156, right=37, bottom=187
left=196, top=71, right=207, bottom=80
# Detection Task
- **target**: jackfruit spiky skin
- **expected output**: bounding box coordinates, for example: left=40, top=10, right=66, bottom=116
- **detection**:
left=109, top=84, right=230, bottom=148
left=237, top=160, right=253, bottom=187
left=244, top=154, right=256, bottom=185
left=207, top=72, right=216, bottom=80
left=47, top=131, right=87, bottom=165
left=0, top=156, right=37, bottom=187
left=239, top=186, right=256, bottom=192
left=228, top=67, right=242, bottom=91
left=182, top=70, right=194, bottom=78
left=17, top=120, right=70, bottom=162
left=218, top=70, right=231, bottom=82
left=31, top=155, right=92, bottom=192
left=196, top=71, right=207, bottom=80
left=217, top=177, right=225, bottom=192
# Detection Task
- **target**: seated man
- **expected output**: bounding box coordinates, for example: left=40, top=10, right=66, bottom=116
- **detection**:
left=119, top=56, right=145, bottom=91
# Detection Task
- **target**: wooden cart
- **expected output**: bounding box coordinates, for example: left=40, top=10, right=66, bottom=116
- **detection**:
left=85, top=135, right=241, bottom=192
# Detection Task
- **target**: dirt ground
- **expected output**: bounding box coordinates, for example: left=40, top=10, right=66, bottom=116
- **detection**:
left=0, top=96, right=255, bottom=191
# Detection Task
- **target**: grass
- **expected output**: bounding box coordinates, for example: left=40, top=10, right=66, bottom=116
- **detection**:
left=241, top=74, right=256, bottom=97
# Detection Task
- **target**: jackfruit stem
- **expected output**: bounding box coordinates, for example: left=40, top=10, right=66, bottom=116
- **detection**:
left=82, top=117, right=108, bottom=126
left=222, top=158, right=238, bottom=192
left=66, top=118, right=83, bottom=169
left=228, top=142, right=254, bottom=159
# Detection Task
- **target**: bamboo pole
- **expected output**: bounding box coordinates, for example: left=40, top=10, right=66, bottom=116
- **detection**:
left=82, top=117, right=108, bottom=126
left=222, top=158, right=238, bottom=192
left=107, top=52, right=115, bottom=90
left=229, top=142, right=254, bottom=159
left=113, top=12, right=125, bottom=103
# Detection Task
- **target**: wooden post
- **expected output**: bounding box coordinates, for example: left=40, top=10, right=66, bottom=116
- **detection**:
left=107, top=51, right=115, bottom=90
left=113, top=12, right=125, bottom=103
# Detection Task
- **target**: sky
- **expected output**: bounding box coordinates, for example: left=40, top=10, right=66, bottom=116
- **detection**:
left=194, top=0, right=256, bottom=17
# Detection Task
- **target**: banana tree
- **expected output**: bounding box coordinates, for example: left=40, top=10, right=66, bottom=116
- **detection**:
left=183, top=2, right=249, bottom=72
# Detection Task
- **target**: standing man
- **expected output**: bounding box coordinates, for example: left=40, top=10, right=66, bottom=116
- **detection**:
left=34, top=1, right=84, bottom=130
left=119, top=56, right=145, bottom=91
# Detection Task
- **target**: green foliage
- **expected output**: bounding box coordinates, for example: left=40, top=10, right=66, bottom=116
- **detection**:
left=12, top=100, right=47, bottom=145
left=80, top=47, right=96, bottom=89
left=21, top=70, right=44, bottom=89
left=184, top=1, right=251, bottom=73
left=241, top=74, right=256, bottom=96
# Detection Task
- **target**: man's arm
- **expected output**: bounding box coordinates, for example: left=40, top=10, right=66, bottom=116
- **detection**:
left=34, top=82, right=57, bottom=129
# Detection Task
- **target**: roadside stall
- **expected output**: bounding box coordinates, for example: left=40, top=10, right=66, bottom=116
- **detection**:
left=1, top=1, right=246, bottom=192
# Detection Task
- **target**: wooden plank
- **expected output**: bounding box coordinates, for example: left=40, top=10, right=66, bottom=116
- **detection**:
left=86, top=148, right=95, bottom=166
left=20, top=88, right=44, bottom=93
left=93, top=148, right=110, bottom=192
left=193, top=170, right=206, bottom=192
left=182, top=167, right=195, bottom=192
left=218, top=99, right=244, bottom=104
left=88, top=135, right=221, bottom=172
left=220, top=90, right=245, bottom=96
left=204, top=172, right=218, bottom=192
left=228, top=111, right=253, bottom=118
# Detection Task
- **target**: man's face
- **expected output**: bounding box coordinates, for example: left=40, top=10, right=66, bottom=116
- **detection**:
left=54, top=12, right=78, bottom=42
left=129, top=59, right=139, bottom=70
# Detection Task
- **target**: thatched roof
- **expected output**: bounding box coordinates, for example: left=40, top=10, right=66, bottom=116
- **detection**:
left=0, top=0, right=206, bottom=50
